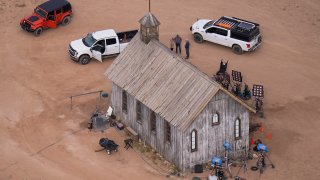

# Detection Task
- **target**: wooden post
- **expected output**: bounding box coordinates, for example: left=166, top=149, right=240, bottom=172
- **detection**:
left=70, top=97, right=73, bottom=110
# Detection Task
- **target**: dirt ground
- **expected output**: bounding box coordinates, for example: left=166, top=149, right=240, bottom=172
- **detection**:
left=1, top=0, right=320, bottom=179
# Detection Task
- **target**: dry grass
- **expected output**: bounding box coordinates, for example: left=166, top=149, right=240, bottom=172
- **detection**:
left=133, top=141, right=180, bottom=174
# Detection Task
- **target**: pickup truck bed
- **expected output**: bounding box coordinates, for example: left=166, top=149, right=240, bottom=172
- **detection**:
left=117, top=30, right=138, bottom=44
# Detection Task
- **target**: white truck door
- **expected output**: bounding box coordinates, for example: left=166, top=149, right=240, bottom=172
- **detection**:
left=91, top=41, right=105, bottom=62
left=205, top=27, right=219, bottom=43
left=205, top=27, right=229, bottom=46
left=106, top=37, right=120, bottom=55
left=215, top=28, right=229, bottom=47
left=92, top=50, right=102, bottom=62
left=91, top=40, right=105, bottom=62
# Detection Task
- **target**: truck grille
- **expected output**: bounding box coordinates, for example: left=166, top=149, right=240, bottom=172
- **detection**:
left=69, top=45, right=76, bottom=56
left=21, top=21, right=32, bottom=31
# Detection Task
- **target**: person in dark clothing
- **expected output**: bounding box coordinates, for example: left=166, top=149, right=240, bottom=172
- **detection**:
left=174, top=34, right=182, bottom=54
left=185, top=39, right=190, bottom=59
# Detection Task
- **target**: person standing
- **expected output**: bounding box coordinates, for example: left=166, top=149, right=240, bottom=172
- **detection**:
left=174, top=34, right=182, bottom=54
left=185, top=39, right=190, bottom=60
left=170, top=38, right=175, bottom=51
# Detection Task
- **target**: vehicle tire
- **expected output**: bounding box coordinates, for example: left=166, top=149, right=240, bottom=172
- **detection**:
left=61, top=16, right=71, bottom=26
left=258, top=36, right=262, bottom=43
left=34, top=27, right=43, bottom=37
left=193, top=33, right=203, bottom=43
left=250, top=166, right=258, bottom=171
left=232, top=44, right=243, bottom=55
left=79, top=55, right=91, bottom=65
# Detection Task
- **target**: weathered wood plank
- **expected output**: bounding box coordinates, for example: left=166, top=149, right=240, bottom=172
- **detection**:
left=108, top=37, right=251, bottom=172
left=181, top=90, right=250, bottom=171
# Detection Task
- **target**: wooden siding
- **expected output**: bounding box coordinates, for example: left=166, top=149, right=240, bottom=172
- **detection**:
left=112, top=84, right=249, bottom=171
left=111, top=83, right=184, bottom=168
left=182, top=90, right=249, bottom=171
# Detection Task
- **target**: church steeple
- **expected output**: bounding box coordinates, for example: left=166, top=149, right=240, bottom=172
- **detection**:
left=138, top=12, right=160, bottom=44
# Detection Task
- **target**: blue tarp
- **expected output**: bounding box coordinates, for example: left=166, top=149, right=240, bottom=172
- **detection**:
left=211, top=156, right=222, bottom=166
left=257, top=143, right=269, bottom=153
left=223, top=141, right=231, bottom=151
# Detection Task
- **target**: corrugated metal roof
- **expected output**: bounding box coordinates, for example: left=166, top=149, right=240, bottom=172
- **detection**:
left=139, top=12, right=160, bottom=27
left=106, top=35, right=255, bottom=131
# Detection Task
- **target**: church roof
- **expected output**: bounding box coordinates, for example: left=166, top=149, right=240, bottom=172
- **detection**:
left=106, top=35, right=255, bottom=131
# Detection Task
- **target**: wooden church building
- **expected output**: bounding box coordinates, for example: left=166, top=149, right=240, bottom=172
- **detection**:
left=105, top=12, right=255, bottom=171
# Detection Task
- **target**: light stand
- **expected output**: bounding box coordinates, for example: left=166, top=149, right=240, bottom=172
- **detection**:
left=252, top=84, right=264, bottom=118
left=231, top=70, right=242, bottom=98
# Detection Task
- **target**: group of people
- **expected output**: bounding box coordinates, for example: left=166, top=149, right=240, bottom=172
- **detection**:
left=170, top=34, right=190, bottom=60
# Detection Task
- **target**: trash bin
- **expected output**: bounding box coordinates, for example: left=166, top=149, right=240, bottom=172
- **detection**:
left=194, top=164, right=203, bottom=173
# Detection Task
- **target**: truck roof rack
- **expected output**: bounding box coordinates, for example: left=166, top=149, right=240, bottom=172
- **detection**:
left=232, top=17, right=259, bottom=27
left=214, top=16, right=259, bottom=34
left=214, top=16, right=239, bottom=29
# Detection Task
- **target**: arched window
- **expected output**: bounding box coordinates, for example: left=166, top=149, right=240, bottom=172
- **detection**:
left=191, top=129, right=197, bottom=152
left=122, top=90, right=127, bottom=113
left=150, top=111, right=156, bottom=133
left=212, top=112, right=220, bottom=126
left=165, top=121, right=171, bottom=143
left=235, top=118, right=241, bottom=139
left=136, top=101, right=142, bottom=123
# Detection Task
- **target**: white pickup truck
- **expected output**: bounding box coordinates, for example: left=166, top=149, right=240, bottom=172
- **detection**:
left=69, top=29, right=138, bottom=65
left=190, top=16, right=262, bottom=54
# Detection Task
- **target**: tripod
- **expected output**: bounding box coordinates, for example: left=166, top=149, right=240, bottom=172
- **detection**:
left=255, top=97, right=264, bottom=118
left=223, top=151, right=233, bottom=178
left=256, top=151, right=275, bottom=175
left=222, top=141, right=234, bottom=178
left=234, top=148, right=248, bottom=179
left=211, top=164, right=227, bottom=180
left=237, top=157, right=248, bottom=174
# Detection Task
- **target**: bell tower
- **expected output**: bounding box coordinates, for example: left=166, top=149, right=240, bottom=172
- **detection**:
left=138, top=1, right=160, bottom=44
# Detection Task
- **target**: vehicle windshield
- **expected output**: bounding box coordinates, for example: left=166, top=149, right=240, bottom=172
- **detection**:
left=203, top=21, right=214, bottom=29
left=34, top=7, right=47, bottom=18
left=82, top=33, right=97, bottom=47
